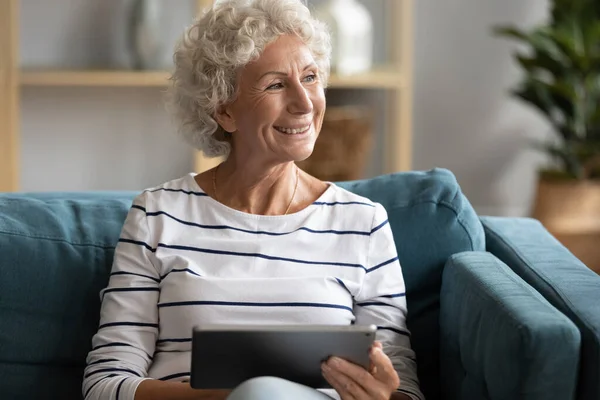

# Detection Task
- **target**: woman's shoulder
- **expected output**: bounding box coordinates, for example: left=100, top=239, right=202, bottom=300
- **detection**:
left=325, top=183, right=376, bottom=206
left=133, top=173, right=203, bottom=205
left=322, top=183, right=387, bottom=221
left=329, top=182, right=382, bottom=208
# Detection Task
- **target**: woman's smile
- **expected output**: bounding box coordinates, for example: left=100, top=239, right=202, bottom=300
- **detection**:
left=273, top=123, right=312, bottom=136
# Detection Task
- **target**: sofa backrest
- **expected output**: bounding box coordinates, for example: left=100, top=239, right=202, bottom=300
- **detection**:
left=0, top=168, right=484, bottom=400
left=0, top=192, right=136, bottom=399
left=338, top=168, right=485, bottom=399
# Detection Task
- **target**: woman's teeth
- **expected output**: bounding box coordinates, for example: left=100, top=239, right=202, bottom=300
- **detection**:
left=275, top=125, right=310, bottom=135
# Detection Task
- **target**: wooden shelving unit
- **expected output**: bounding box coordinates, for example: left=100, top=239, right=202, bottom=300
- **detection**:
left=19, top=66, right=405, bottom=89
left=19, top=70, right=172, bottom=87
left=0, top=0, right=19, bottom=192
left=0, top=0, right=413, bottom=192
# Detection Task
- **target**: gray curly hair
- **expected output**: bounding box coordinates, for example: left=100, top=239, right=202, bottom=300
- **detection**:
left=166, top=0, right=332, bottom=158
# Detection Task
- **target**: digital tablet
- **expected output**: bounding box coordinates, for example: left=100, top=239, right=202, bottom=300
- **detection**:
left=190, top=324, right=377, bottom=389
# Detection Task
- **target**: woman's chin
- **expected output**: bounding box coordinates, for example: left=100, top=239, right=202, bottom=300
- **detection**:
left=271, top=131, right=317, bottom=162
left=292, top=151, right=314, bottom=163
left=278, top=145, right=315, bottom=163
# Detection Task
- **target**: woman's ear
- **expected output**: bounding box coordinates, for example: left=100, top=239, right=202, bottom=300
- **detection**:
left=214, top=104, right=237, bottom=133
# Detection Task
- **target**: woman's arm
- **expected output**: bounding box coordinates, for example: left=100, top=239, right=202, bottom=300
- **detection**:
left=83, top=192, right=184, bottom=400
left=134, top=381, right=229, bottom=400
left=390, top=393, right=412, bottom=400
left=83, top=192, right=232, bottom=400
left=352, top=203, right=424, bottom=400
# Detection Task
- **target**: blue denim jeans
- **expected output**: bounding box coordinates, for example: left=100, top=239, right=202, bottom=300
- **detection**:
left=226, top=377, right=334, bottom=400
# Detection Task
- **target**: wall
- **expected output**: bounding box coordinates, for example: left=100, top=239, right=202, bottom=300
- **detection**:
left=413, top=0, right=551, bottom=216
left=19, top=0, right=551, bottom=216
left=19, top=0, right=196, bottom=192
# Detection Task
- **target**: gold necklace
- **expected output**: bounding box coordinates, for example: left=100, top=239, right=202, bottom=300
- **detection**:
left=212, top=165, right=300, bottom=215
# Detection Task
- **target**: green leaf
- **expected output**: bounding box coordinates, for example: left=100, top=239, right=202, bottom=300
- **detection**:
left=514, top=78, right=577, bottom=127
left=493, top=26, right=531, bottom=43
left=528, top=29, right=571, bottom=66
left=548, top=27, right=588, bottom=70
left=516, top=53, right=565, bottom=78
left=589, top=107, right=600, bottom=129
left=494, top=0, right=600, bottom=179
left=533, top=140, right=584, bottom=178
left=512, top=85, right=554, bottom=122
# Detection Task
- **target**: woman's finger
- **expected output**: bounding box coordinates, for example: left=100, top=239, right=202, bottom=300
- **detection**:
left=369, top=346, right=400, bottom=389
left=369, top=341, right=383, bottom=373
left=326, top=357, right=374, bottom=391
left=369, top=340, right=383, bottom=375
left=325, top=356, right=389, bottom=399
left=322, top=367, right=356, bottom=400
left=322, top=363, right=366, bottom=400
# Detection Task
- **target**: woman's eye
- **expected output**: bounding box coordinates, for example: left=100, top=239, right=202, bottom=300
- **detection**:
left=267, top=82, right=284, bottom=90
left=303, top=74, right=317, bottom=83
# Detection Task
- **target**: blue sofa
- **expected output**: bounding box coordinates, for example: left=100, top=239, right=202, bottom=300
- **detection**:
left=1, top=168, right=599, bottom=400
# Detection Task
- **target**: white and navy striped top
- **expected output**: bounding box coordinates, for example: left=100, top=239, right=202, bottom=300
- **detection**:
left=83, top=173, right=423, bottom=400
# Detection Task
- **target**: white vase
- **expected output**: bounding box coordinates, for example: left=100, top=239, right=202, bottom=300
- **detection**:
left=314, top=0, right=374, bottom=76
left=128, top=0, right=166, bottom=70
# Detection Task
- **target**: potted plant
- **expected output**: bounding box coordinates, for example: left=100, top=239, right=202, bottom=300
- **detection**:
left=494, top=0, right=600, bottom=249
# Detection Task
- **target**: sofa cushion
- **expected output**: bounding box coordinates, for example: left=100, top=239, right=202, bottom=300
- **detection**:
left=481, top=217, right=600, bottom=400
left=441, top=251, right=580, bottom=400
left=0, top=192, right=136, bottom=399
left=339, top=168, right=485, bottom=399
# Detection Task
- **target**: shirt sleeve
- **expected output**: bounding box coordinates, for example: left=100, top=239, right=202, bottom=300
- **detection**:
left=354, top=203, right=424, bottom=400
left=82, top=192, right=160, bottom=400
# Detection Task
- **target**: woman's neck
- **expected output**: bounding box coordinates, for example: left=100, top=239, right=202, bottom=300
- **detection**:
left=213, top=158, right=299, bottom=216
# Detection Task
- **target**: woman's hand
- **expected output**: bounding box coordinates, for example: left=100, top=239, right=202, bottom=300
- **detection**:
left=321, top=341, right=401, bottom=400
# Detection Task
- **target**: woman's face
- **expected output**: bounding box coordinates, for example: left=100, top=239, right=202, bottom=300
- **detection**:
left=217, top=34, right=326, bottom=164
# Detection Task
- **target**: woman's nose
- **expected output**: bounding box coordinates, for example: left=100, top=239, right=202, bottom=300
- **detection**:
left=287, top=83, right=313, bottom=115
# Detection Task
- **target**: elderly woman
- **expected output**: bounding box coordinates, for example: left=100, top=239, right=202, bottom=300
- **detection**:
left=82, top=0, right=423, bottom=399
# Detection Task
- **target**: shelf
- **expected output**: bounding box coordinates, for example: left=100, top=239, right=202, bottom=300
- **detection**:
left=328, top=67, right=404, bottom=89
left=19, top=67, right=404, bottom=89
left=19, top=70, right=171, bottom=87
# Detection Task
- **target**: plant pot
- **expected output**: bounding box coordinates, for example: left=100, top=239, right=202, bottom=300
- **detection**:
left=532, top=177, right=600, bottom=233
left=532, top=176, right=600, bottom=273
left=552, top=232, right=600, bottom=274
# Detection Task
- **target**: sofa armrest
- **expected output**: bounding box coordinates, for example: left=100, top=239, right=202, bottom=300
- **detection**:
left=440, top=251, right=580, bottom=400
left=481, top=216, right=600, bottom=400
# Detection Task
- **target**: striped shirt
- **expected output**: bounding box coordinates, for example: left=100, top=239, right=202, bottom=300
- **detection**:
left=83, top=173, right=423, bottom=400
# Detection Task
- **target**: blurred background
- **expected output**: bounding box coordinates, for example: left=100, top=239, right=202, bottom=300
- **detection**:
left=2, top=0, right=599, bottom=269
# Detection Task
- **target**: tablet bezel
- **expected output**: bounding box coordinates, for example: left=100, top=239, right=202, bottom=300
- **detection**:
left=190, top=324, right=377, bottom=390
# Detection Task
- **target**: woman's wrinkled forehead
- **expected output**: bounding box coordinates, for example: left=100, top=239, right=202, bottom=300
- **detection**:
left=241, top=35, right=317, bottom=81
